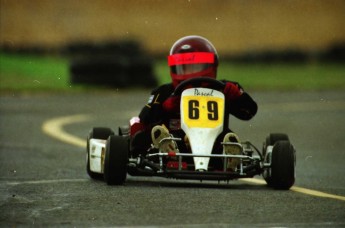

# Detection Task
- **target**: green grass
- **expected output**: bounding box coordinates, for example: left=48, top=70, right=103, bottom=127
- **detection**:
left=1, top=52, right=345, bottom=93
left=155, top=59, right=345, bottom=91
left=219, top=62, right=345, bottom=91
left=0, top=53, right=86, bottom=92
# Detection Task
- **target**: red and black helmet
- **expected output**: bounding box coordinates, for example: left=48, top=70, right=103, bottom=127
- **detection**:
left=168, top=35, right=218, bottom=87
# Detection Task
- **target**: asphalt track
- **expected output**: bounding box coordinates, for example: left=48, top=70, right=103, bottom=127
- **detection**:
left=0, top=90, right=345, bottom=227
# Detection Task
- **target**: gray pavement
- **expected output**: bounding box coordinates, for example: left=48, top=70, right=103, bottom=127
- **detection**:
left=0, top=90, right=344, bottom=227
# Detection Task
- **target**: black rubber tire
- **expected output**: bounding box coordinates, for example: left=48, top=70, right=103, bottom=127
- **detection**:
left=86, top=128, right=114, bottom=179
left=268, top=140, right=296, bottom=190
left=104, top=135, right=129, bottom=185
left=266, top=133, right=289, bottom=145
left=118, top=126, right=130, bottom=136
left=263, top=133, right=289, bottom=157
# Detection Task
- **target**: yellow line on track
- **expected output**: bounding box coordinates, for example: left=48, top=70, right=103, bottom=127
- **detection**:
left=42, top=114, right=345, bottom=202
left=42, top=114, right=90, bottom=148
left=290, top=186, right=345, bottom=201
left=241, top=178, right=345, bottom=202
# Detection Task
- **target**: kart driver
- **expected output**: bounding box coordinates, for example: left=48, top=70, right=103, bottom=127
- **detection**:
left=131, top=35, right=258, bottom=171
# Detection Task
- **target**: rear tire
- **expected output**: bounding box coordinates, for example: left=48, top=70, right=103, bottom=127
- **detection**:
left=263, top=133, right=289, bottom=157
left=87, top=127, right=114, bottom=179
left=104, top=135, right=128, bottom=185
left=266, top=140, right=296, bottom=190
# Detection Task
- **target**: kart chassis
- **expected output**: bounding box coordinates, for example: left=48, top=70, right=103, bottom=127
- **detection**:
left=127, top=136, right=265, bottom=181
left=87, top=78, right=295, bottom=189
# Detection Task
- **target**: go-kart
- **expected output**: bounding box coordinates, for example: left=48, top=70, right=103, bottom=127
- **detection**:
left=86, top=78, right=296, bottom=190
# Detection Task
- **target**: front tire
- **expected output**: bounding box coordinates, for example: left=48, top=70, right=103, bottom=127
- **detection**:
left=266, top=140, right=296, bottom=190
left=87, top=127, right=114, bottom=179
left=104, top=135, right=129, bottom=185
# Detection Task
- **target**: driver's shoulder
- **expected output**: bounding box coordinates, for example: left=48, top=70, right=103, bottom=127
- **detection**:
left=219, top=79, right=238, bottom=84
left=220, top=79, right=242, bottom=88
left=151, top=83, right=174, bottom=95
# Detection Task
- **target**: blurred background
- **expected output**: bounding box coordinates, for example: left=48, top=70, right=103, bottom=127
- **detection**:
left=1, top=0, right=345, bottom=90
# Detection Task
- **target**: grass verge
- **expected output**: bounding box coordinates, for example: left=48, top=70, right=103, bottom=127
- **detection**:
left=1, top=53, right=345, bottom=93
left=156, top=59, right=345, bottom=91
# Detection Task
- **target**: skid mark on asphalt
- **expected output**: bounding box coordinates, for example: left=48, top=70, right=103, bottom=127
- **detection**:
left=42, top=113, right=345, bottom=202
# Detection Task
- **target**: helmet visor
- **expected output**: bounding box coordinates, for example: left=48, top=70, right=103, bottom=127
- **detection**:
left=168, top=52, right=215, bottom=75
left=168, top=52, right=215, bottom=66
left=171, top=63, right=212, bottom=75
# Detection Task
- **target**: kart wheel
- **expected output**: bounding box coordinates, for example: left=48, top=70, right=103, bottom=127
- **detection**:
left=104, top=135, right=128, bottom=185
left=266, top=133, right=289, bottom=145
left=263, top=133, right=289, bottom=156
left=86, top=127, right=114, bottom=179
left=118, top=126, right=130, bottom=136
left=266, top=140, right=295, bottom=190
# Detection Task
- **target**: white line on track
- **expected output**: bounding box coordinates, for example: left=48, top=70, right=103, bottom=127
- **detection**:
left=3, top=179, right=88, bottom=186
left=42, top=113, right=345, bottom=202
